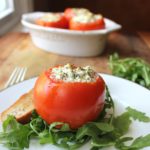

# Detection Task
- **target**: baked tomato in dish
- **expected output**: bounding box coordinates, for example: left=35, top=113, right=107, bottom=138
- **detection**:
left=35, top=13, right=68, bottom=29
left=69, top=13, right=105, bottom=31
left=64, top=8, right=91, bottom=21
left=33, top=64, right=105, bottom=129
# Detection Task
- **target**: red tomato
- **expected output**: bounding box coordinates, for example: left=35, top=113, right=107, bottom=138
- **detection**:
left=64, top=8, right=75, bottom=21
left=69, top=16, right=105, bottom=31
left=35, top=13, right=68, bottom=29
left=33, top=67, right=105, bottom=129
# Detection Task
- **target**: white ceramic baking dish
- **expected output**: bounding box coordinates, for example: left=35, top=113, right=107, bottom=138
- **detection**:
left=21, top=12, right=121, bottom=57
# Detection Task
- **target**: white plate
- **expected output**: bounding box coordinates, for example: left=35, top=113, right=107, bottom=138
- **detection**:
left=22, top=12, right=121, bottom=57
left=0, top=74, right=150, bottom=150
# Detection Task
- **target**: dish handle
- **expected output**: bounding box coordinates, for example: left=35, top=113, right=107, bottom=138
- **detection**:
left=104, top=18, right=122, bottom=33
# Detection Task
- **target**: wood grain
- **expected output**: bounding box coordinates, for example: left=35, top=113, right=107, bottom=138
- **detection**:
left=138, top=32, right=150, bottom=48
left=0, top=31, right=150, bottom=90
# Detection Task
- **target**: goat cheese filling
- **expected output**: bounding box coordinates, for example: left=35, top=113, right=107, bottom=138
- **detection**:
left=73, top=13, right=102, bottom=23
left=72, top=8, right=91, bottom=15
left=40, top=13, right=61, bottom=22
left=50, top=64, right=97, bottom=82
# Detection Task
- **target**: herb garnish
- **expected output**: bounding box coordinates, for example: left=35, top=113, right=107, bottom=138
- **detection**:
left=109, top=53, right=150, bottom=89
left=0, top=88, right=150, bottom=150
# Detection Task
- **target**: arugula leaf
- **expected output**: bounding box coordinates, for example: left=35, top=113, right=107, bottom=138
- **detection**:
left=76, top=123, right=100, bottom=139
left=116, top=136, right=133, bottom=146
left=38, top=130, right=54, bottom=144
left=116, top=134, right=150, bottom=150
left=49, top=122, right=71, bottom=132
left=115, top=137, right=134, bottom=150
left=91, top=135, right=115, bottom=148
left=129, top=134, right=150, bottom=149
left=113, top=107, right=150, bottom=138
left=94, top=122, right=114, bottom=132
left=29, top=114, right=47, bottom=136
left=113, top=112, right=131, bottom=137
left=109, top=53, right=150, bottom=89
left=76, top=122, right=113, bottom=140
left=126, top=107, right=150, bottom=122
left=0, top=116, right=31, bottom=150
left=97, top=86, right=115, bottom=124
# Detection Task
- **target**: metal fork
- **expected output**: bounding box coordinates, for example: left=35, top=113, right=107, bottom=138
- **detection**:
left=4, top=67, right=27, bottom=88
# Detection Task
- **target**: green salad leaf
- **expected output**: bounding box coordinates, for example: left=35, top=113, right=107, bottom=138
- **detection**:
left=0, top=88, right=150, bottom=150
left=109, top=53, right=150, bottom=89
left=113, top=112, right=132, bottom=137
left=126, top=107, right=150, bottom=122
left=0, top=116, right=31, bottom=150
left=128, top=134, right=150, bottom=149
left=115, top=134, right=150, bottom=150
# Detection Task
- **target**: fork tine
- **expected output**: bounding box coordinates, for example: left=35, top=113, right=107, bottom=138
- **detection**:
left=9, top=68, right=21, bottom=86
left=20, top=67, right=27, bottom=82
left=4, top=67, right=27, bottom=88
left=15, top=68, right=25, bottom=83
left=4, top=67, right=19, bottom=88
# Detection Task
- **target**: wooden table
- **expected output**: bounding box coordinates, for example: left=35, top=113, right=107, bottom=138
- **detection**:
left=0, top=31, right=150, bottom=90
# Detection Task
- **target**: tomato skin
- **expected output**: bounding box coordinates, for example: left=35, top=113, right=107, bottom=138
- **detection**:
left=64, top=8, right=75, bottom=21
left=33, top=69, right=105, bottom=129
left=69, top=18, right=105, bottom=31
left=35, top=13, right=68, bottom=29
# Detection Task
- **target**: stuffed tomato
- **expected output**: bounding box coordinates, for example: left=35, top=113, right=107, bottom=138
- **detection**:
left=33, top=64, right=105, bottom=129
left=35, top=13, right=68, bottom=28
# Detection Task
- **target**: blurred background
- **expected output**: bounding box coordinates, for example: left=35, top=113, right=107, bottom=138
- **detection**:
left=0, top=0, right=150, bottom=35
